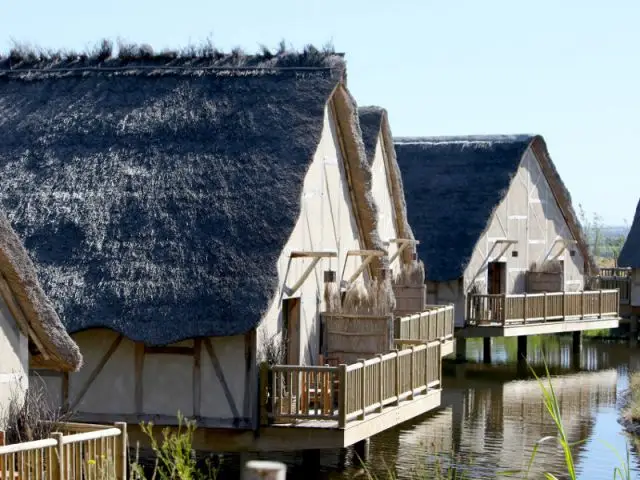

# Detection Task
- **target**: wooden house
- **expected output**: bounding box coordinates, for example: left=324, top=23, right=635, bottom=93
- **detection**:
left=618, top=198, right=640, bottom=317
left=394, top=135, right=618, bottom=339
left=0, top=46, right=447, bottom=452
left=0, top=213, right=81, bottom=427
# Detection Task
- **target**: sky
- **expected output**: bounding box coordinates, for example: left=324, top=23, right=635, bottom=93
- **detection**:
left=1, top=0, right=638, bottom=226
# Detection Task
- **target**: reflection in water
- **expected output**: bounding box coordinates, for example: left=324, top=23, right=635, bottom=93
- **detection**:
left=218, top=338, right=640, bottom=479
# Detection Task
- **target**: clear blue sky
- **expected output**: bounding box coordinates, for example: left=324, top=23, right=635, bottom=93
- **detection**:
left=2, top=0, right=638, bottom=225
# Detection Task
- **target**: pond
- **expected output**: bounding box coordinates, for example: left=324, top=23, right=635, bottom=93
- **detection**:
left=225, top=336, right=640, bottom=479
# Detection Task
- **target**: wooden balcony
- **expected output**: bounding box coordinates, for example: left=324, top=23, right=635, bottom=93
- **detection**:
left=594, top=268, right=631, bottom=305
left=394, top=304, right=455, bottom=356
left=460, top=289, right=620, bottom=338
left=0, top=422, right=127, bottom=480
left=257, top=341, right=441, bottom=449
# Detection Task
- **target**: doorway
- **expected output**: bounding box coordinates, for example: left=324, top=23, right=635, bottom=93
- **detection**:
left=282, top=298, right=301, bottom=365
left=487, top=261, right=506, bottom=294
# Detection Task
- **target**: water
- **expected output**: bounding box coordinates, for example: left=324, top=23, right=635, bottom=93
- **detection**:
left=220, top=337, right=640, bottom=479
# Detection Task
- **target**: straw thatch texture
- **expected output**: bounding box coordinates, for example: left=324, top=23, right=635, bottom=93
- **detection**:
left=0, top=213, right=81, bottom=371
left=0, top=48, right=376, bottom=346
left=395, top=135, right=594, bottom=282
left=358, top=106, right=418, bottom=267
left=618, top=198, right=640, bottom=268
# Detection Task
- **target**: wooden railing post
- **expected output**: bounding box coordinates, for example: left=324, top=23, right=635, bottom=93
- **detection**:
left=542, top=292, right=547, bottom=322
left=523, top=293, right=528, bottom=324
left=409, top=347, right=415, bottom=400
left=394, top=349, right=401, bottom=406
left=259, top=362, right=269, bottom=426
left=581, top=291, right=585, bottom=319
left=502, top=295, right=507, bottom=325
left=562, top=291, right=566, bottom=319
left=114, top=422, right=128, bottom=480
left=358, top=359, right=366, bottom=420
left=599, top=290, right=603, bottom=317
left=377, top=355, right=384, bottom=413
left=338, top=364, right=347, bottom=428
left=51, top=432, right=64, bottom=480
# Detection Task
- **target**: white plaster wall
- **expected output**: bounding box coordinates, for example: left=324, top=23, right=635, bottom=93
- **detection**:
left=427, top=280, right=465, bottom=327
left=0, top=298, right=28, bottom=428
left=257, top=106, right=367, bottom=366
left=461, top=146, right=586, bottom=304
left=370, top=137, right=400, bottom=271
left=36, top=330, right=249, bottom=423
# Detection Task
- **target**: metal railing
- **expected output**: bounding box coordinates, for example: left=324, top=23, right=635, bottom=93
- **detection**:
left=259, top=341, right=441, bottom=428
left=466, top=289, right=620, bottom=326
left=394, top=304, right=454, bottom=344
left=0, top=422, right=126, bottom=480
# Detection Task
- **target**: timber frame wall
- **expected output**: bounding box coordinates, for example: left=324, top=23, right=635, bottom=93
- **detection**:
left=30, top=329, right=258, bottom=430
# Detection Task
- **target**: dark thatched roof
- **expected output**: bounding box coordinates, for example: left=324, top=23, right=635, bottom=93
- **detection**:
left=358, top=107, right=417, bottom=265
left=394, top=135, right=594, bottom=282
left=0, top=213, right=82, bottom=371
left=618, top=198, right=640, bottom=268
left=0, top=48, right=375, bottom=346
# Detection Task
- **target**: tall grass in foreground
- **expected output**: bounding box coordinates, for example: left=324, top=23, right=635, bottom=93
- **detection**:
left=367, top=359, right=634, bottom=480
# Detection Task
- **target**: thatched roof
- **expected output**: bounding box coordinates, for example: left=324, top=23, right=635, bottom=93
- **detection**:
left=619, top=198, right=640, bottom=268
left=394, top=135, right=595, bottom=282
left=358, top=107, right=417, bottom=265
left=0, top=46, right=380, bottom=345
left=0, top=213, right=82, bottom=371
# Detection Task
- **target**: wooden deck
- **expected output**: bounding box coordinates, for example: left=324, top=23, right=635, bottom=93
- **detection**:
left=459, top=289, right=620, bottom=338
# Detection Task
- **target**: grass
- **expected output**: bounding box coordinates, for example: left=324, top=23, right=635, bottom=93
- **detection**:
left=625, top=373, right=640, bottom=423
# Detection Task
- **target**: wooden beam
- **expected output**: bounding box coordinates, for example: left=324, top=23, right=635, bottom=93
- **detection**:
left=203, top=338, right=241, bottom=423
left=290, top=251, right=338, bottom=259
left=62, top=372, right=69, bottom=411
left=68, top=334, right=123, bottom=411
left=284, top=258, right=322, bottom=296
left=193, top=339, right=201, bottom=418
left=386, top=239, right=420, bottom=246
left=0, top=273, right=49, bottom=360
left=346, top=250, right=386, bottom=257
left=135, top=343, right=144, bottom=414
left=347, top=251, right=385, bottom=285
left=243, top=329, right=256, bottom=422
left=144, top=346, right=194, bottom=356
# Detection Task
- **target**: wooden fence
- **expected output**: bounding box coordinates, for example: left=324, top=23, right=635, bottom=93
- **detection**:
left=466, top=289, right=620, bottom=326
left=599, top=267, right=631, bottom=278
left=0, top=422, right=126, bottom=480
left=594, top=270, right=631, bottom=305
left=321, top=313, right=393, bottom=365
left=260, top=342, right=441, bottom=428
left=394, top=304, right=454, bottom=343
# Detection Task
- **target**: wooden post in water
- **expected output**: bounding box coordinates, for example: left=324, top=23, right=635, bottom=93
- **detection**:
left=243, top=460, right=286, bottom=480
left=483, top=337, right=491, bottom=364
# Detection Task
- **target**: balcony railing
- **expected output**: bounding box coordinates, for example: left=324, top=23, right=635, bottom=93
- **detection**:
left=0, top=422, right=126, bottom=480
left=259, top=341, right=441, bottom=427
left=394, top=304, right=454, bottom=343
left=594, top=269, right=631, bottom=305
left=466, top=289, right=620, bottom=326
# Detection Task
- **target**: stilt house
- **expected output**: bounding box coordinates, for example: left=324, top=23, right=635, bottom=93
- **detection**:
left=618, top=198, right=640, bottom=316
left=0, top=213, right=81, bottom=427
left=0, top=46, right=446, bottom=450
left=394, top=135, right=599, bottom=328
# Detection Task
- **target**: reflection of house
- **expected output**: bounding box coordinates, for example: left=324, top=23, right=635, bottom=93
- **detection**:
left=618, top=198, right=640, bottom=318
left=394, top=135, right=598, bottom=328
left=0, top=214, right=81, bottom=426
left=443, top=369, right=617, bottom=478
left=0, top=47, right=449, bottom=452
